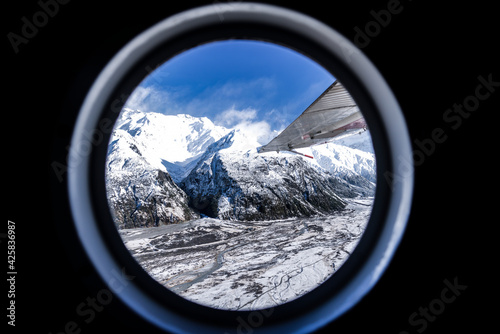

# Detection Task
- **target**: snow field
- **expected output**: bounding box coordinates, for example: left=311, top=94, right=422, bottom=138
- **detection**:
left=120, top=199, right=373, bottom=310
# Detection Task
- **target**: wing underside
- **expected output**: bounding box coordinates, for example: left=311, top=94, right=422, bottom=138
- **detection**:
left=258, top=81, right=365, bottom=154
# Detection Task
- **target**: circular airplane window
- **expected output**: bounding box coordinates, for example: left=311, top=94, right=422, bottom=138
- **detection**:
left=68, top=3, right=413, bottom=333
left=105, top=39, right=377, bottom=311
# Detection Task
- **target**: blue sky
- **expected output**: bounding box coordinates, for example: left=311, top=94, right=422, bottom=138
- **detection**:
left=124, top=40, right=334, bottom=136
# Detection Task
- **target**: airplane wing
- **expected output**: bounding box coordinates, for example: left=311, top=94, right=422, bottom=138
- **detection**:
left=257, top=81, right=366, bottom=156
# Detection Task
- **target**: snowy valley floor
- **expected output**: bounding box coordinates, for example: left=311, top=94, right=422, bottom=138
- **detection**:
left=119, top=198, right=373, bottom=310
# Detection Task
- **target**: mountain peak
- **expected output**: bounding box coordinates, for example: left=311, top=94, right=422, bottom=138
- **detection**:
left=106, top=111, right=376, bottom=227
left=111, top=109, right=229, bottom=171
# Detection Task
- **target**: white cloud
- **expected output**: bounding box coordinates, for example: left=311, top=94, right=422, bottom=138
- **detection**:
left=124, top=76, right=278, bottom=119
left=123, top=82, right=280, bottom=145
left=235, top=120, right=275, bottom=145
left=124, top=86, right=171, bottom=114
left=215, top=106, right=277, bottom=145
left=178, top=77, right=277, bottom=117
left=214, top=106, right=257, bottom=127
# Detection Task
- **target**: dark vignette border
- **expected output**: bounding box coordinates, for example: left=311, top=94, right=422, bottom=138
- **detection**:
left=67, top=4, right=412, bottom=333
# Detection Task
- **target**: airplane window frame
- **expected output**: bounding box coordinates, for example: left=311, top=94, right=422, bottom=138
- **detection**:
left=67, top=3, right=413, bottom=333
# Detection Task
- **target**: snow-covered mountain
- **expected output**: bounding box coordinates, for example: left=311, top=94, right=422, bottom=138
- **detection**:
left=105, top=109, right=376, bottom=228
left=106, top=128, right=199, bottom=229
left=114, top=108, right=228, bottom=182
left=308, top=130, right=376, bottom=184
left=180, top=129, right=351, bottom=220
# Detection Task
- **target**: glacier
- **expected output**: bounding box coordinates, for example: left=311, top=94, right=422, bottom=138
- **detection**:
left=120, top=198, right=373, bottom=310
